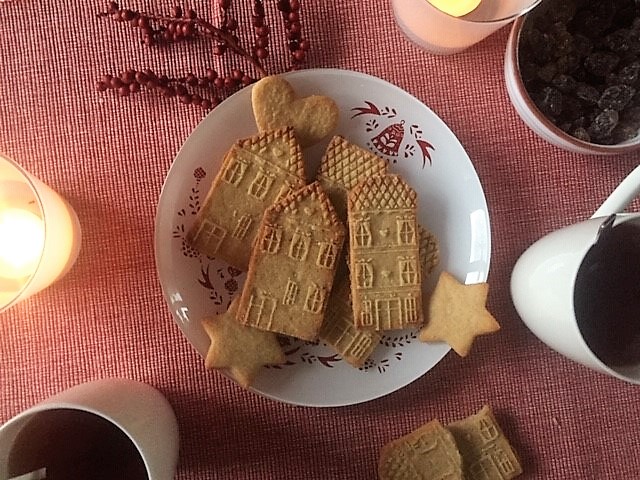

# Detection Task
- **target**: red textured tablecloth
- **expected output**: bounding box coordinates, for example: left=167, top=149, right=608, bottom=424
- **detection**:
left=1, top=1, right=639, bottom=478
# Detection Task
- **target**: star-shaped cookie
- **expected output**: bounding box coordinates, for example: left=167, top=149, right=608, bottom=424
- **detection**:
left=419, top=271, right=500, bottom=357
left=201, top=297, right=285, bottom=388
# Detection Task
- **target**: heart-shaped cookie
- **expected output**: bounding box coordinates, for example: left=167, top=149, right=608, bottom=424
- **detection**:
left=251, top=75, right=339, bottom=148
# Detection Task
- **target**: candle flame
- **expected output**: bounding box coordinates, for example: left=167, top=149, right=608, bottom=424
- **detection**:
left=429, top=0, right=481, bottom=17
left=0, top=208, right=45, bottom=279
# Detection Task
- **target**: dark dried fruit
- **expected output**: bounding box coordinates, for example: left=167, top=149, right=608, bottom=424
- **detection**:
left=575, top=83, right=600, bottom=105
left=584, top=52, right=620, bottom=77
left=588, top=109, right=619, bottom=140
left=617, top=61, right=640, bottom=85
left=612, top=123, right=638, bottom=142
left=536, top=87, right=563, bottom=117
left=598, top=85, right=636, bottom=110
left=518, top=0, right=640, bottom=145
left=552, top=74, right=577, bottom=93
left=572, top=127, right=591, bottom=142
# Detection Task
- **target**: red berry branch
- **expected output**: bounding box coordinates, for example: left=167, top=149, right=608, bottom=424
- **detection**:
left=96, top=1, right=309, bottom=110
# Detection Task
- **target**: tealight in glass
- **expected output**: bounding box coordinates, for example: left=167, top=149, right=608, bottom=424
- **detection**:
left=392, top=0, right=541, bottom=55
left=0, top=154, right=81, bottom=312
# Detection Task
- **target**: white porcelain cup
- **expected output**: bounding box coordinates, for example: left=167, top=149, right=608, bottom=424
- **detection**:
left=0, top=378, right=179, bottom=480
left=511, top=165, right=640, bottom=383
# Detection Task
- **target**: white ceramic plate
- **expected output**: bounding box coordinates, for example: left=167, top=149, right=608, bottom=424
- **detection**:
left=155, top=68, right=491, bottom=407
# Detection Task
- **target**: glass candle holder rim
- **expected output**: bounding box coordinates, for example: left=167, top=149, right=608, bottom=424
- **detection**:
left=0, top=153, right=47, bottom=312
left=427, top=0, right=542, bottom=24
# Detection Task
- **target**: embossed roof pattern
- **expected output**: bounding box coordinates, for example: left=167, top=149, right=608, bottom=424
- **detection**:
left=317, top=135, right=388, bottom=190
left=268, top=181, right=345, bottom=232
left=238, top=126, right=306, bottom=180
left=348, top=174, right=417, bottom=211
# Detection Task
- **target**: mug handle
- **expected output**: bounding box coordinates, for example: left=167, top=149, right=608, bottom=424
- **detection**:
left=591, top=164, right=640, bottom=218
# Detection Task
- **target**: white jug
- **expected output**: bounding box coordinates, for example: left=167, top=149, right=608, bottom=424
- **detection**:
left=511, top=165, right=640, bottom=383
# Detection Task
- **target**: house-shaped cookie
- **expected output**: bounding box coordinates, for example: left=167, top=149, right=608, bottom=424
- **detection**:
left=315, top=135, right=388, bottom=222
left=236, top=181, right=346, bottom=341
left=187, top=127, right=307, bottom=270
left=321, top=226, right=439, bottom=367
left=319, top=275, right=381, bottom=368
left=348, top=174, right=423, bottom=331
left=446, top=405, right=523, bottom=479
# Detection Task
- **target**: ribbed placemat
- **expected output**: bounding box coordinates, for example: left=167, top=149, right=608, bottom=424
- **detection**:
left=1, top=1, right=639, bottom=478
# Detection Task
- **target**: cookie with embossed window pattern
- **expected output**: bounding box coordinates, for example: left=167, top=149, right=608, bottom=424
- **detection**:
left=186, top=127, right=307, bottom=271
left=319, top=275, right=381, bottom=368
left=348, top=174, right=423, bottom=331
left=446, top=405, right=523, bottom=480
left=236, top=181, right=345, bottom=341
left=320, top=225, right=439, bottom=367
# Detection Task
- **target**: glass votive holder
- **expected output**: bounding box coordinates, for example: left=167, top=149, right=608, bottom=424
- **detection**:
left=0, top=154, right=81, bottom=312
left=392, top=0, right=541, bottom=55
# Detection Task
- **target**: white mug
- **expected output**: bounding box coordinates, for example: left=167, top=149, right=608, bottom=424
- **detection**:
left=511, top=165, right=640, bottom=384
left=0, top=378, right=179, bottom=480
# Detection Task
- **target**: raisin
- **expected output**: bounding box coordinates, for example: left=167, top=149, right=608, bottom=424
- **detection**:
left=537, top=63, right=558, bottom=83
left=575, top=83, right=601, bottom=104
left=571, top=33, right=594, bottom=59
left=548, top=0, right=577, bottom=24
left=598, top=85, right=636, bottom=110
left=552, top=73, right=578, bottom=92
left=550, top=22, right=574, bottom=57
left=621, top=105, right=640, bottom=127
left=585, top=52, right=621, bottom=77
left=612, top=123, right=639, bottom=142
left=603, top=29, right=633, bottom=53
left=536, top=87, right=564, bottom=116
left=572, top=126, right=591, bottom=142
left=588, top=109, right=619, bottom=139
left=618, top=61, right=640, bottom=85
left=522, top=27, right=555, bottom=64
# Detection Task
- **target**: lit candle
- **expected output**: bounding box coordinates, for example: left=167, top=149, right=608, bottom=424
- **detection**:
left=393, top=0, right=538, bottom=55
left=428, top=0, right=481, bottom=17
left=0, top=208, right=45, bottom=279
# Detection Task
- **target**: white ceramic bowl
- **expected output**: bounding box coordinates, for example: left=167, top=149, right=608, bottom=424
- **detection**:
left=504, top=14, right=640, bottom=156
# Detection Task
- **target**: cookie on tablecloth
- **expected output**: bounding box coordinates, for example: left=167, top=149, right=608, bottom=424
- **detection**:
left=378, top=419, right=463, bottom=480
left=446, top=405, right=523, bottom=479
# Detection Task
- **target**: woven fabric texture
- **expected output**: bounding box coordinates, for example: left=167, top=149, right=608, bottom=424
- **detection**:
left=1, top=1, right=639, bottom=479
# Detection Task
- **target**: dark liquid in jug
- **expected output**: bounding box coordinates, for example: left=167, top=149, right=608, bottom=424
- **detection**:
left=7, top=408, right=149, bottom=480
left=574, top=219, right=640, bottom=367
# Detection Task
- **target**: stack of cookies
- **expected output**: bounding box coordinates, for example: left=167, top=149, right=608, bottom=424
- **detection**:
left=190, top=74, right=498, bottom=388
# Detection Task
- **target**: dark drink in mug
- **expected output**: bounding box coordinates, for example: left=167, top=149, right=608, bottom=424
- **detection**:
left=7, top=409, right=148, bottom=480
left=574, top=218, right=640, bottom=368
